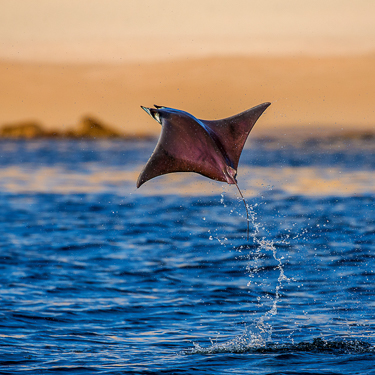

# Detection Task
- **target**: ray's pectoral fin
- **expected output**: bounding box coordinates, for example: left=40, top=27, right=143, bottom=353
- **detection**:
left=137, top=147, right=233, bottom=188
left=137, top=148, right=173, bottom=188
left=201, top=102, right=271, bottom=170
left=137, top=146, right=200, bottom=188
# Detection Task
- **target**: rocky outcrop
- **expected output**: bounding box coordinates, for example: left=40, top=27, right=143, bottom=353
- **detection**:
left=335, top=130, right=375, bottom=141
left=0, top=121, right=45, bottom=139
left=0, top=116, right=125, bottom=139
left=66, top=116, right=121, bottom=138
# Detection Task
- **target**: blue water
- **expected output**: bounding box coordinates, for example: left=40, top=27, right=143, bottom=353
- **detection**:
left=0, top=138, right=374, bottom=374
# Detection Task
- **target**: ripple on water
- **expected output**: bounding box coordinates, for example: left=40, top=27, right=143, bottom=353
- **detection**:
left=0, top=140, right=374, bottom=373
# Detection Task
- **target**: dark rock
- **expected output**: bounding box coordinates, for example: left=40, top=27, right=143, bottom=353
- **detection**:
left=0, top=116, right=124, bottom=139
left=72, top=116, right=122, bottom=138
left=0, top=121, right=44, bottom=138
left=336, top=130, right=375, bottom=141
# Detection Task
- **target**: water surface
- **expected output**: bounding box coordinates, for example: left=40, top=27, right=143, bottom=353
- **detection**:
left=0, top=138, right=374, bottom=374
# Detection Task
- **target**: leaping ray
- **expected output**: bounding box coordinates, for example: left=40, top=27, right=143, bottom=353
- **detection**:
left=137, top=103, right=271, bottom=240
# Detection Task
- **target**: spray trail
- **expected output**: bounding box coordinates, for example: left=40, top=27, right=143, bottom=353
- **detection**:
left=191, top=197, right=291, bottom=354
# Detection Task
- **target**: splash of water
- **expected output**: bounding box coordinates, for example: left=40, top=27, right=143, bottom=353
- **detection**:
left=192, top=194, right=291, bottom=353
left=188, top=336, right=375, bottom=355
left=246, top=201, right=291, bottom=342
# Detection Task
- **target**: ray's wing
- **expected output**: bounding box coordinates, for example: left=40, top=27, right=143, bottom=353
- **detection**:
left=200, top=102, right=271, bottom=170
left=137, top=114, right=229, bottom=188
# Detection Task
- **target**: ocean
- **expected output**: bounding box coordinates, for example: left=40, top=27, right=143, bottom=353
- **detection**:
left=0, top=136, right=374, bottom=374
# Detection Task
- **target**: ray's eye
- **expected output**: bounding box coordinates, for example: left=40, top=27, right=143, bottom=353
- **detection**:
left=153, top=112, right=162, bottom=124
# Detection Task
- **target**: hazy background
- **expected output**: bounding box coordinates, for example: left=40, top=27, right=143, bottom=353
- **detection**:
left=1, top=0, right=375, bottom=135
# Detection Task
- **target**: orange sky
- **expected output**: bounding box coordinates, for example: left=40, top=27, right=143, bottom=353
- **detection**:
left=1, top=0, right=375, bottom=62
left=1, top=1, right=374, bottom=134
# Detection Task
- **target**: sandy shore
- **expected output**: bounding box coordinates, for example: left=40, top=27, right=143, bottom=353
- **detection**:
left=1, top=54, right=374, bottom=137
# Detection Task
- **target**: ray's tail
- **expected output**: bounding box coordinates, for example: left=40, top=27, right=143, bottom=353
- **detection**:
left=234, top=182, right=250, bottom=241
